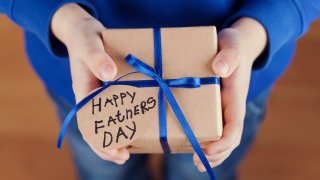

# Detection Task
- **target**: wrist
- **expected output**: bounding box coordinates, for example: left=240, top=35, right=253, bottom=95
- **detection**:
left=51, top=3, right=94, bottom=46
left=230, top=17, right=267, bottom=65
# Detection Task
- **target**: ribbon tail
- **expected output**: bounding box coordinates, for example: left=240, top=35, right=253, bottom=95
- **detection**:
left=57, top=105, right=78, bottom=148
left=157, top=77, right=216, bottom=180
left=57, top=84, right=112, bottom=148
left=158, top=88, right=170, bottom=153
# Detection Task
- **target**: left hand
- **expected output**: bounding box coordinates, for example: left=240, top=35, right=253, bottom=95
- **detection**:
left=193, top=18, right=267, bottom=172
left=51, top=3, right=129, bottom=165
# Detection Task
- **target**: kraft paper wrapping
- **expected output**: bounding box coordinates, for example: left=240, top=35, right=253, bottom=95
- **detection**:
left=77, top=26, right=222, bottom=153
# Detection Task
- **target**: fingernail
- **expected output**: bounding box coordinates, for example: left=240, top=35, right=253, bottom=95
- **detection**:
left=100, top=64, right=115, bottom=80
left=213, top=61, right=229, bottom=76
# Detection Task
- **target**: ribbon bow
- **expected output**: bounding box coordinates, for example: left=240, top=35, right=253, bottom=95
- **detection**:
left=57, top=28, right=219, bottom=180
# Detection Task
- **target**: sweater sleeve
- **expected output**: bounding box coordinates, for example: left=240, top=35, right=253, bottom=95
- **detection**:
left=0, top=0, right=98, bottom=57
left=223, top=0, right=320, bottom=69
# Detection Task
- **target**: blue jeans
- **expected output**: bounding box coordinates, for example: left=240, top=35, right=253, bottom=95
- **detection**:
left=48, top=89, right=270, bottom=180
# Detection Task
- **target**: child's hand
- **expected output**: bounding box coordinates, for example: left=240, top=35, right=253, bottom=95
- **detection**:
left=51, top=3, right=129, bottom=165
left=193, top=18, right=267, bottom=171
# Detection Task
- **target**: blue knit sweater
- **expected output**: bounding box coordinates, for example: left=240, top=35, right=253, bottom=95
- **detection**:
left=1, top=0, right=319, bottom=104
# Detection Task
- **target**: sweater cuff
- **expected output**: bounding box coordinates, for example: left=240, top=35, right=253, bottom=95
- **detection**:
left=223, top=0, right=302, bottom=70
left=10, top=0, right=98, bottom=58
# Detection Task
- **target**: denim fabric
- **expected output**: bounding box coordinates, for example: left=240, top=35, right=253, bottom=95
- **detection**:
left=48, top=89, right=270, bottom=180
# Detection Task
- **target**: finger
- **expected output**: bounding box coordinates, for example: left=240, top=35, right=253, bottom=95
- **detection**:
left=196, top=159, right=224, bottom=172
left=212, top=29, right=242, bottom=77
left=69, top=34, right=117, bottom=102
left=69, top=53, right=101, bottom=102
left=113, top=148, right=130, bottom=161
left=79, top=34, right=117, bottom=82
left=193, top=136, right=241, bottom=167
left=90, top=146, right=130, bottom=164
left=193, top=149, right=231, bottom=166
left=212, top=48, right=241, bottom=78
left=206, top=120, right=243, bottom=156
left=113, top=159, right=127, bottom=165
left=100, top=148, right=130, bottom=161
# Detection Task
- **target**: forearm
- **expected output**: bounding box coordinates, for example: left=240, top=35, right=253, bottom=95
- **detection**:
left=231, top=17, right=267, bottom=64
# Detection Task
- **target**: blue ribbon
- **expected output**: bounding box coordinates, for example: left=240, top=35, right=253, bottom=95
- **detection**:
left=153, top=28, right=171, bottom=153
left=57, top=28, right=219, bottom=180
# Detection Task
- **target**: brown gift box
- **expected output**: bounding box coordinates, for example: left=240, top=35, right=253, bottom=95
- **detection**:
left=77, top=26, right=222, bottom=153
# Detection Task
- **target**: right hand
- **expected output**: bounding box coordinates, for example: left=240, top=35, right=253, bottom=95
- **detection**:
left=51, top=3, right=130, bottom=165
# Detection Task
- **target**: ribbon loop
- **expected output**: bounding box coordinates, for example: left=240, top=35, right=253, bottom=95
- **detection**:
left=126, top=54, right=157, bottom=78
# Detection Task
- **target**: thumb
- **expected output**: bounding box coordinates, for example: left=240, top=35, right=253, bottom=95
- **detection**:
left=83, top=48, right=117, bottom=82
left=212, top=48, right=241, bottom=78
left=70, top=35, right=117, bottom=103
